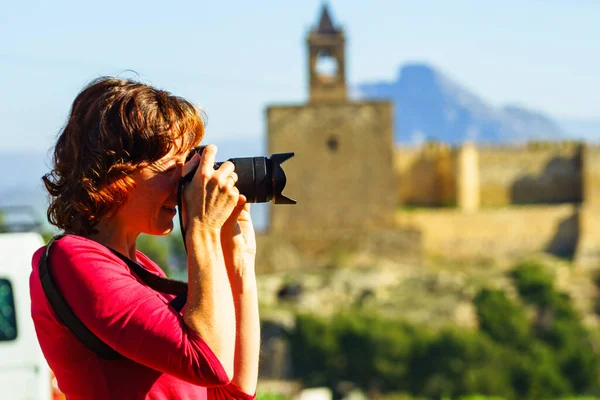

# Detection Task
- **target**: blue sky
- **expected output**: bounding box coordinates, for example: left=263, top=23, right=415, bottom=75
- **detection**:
left=1, top=0, right=598, bottom=152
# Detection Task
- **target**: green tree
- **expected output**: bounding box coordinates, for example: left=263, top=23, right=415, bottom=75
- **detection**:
left=474, top=289, right=531, bottom=350
left=409, top=328, right=516, bottom=399
left=288, top=313, right=342, bottom=387
left=510, top=343, right=570, bottom=400
left=510, top=261, right=555, bottom=307
left=510, top=261, right=600, bottom=394
left=286, top=261, right=600, bottom=400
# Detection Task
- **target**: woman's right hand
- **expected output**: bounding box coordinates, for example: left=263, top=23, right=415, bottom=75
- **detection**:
left=181, top=144, right=238, bottom=377
left=182, top=144, right=240, bottom=232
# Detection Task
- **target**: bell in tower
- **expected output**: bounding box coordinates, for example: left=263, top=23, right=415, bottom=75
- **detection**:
left=307, top=4, right=347, bottom=103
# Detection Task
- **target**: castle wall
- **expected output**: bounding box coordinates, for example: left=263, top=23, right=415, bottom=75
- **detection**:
left=576, top=206, right=600, bottom=267
left=267, top=101, right=396, bottom=233
left=395, top=144, right=456, bottom=207
left=396, top=204, right=580, bottom=261
left=395, top=142, right=584, bottom=208
left=457, top=142, right=480, bottom=212
left=477, top=142, right=583, bottom=206
left=575, top=145, right=600, bottom=267
left=583, top=145, right=600, bottom=206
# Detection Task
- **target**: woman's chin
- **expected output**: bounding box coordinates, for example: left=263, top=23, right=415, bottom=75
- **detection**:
left=149, top=221, right=175, bottom=236
left=159, top=225, right=174, bottom=236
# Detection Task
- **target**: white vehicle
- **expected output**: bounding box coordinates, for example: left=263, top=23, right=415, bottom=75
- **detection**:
left=0, top=206, right=63, bottom=399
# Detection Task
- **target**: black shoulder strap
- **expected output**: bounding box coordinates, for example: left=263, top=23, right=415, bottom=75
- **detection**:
left=106, top=249, right=188, bottom=298
left=39, top=234, right=122, bottom=359
left=38, top=235, right=189, bottom=360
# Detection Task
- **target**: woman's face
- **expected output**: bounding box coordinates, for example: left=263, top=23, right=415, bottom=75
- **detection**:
left=116, top=146, right=188, bottom=237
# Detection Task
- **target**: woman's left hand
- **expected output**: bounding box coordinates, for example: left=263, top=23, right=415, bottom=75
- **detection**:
left=220, top=195, right=257, bottom=279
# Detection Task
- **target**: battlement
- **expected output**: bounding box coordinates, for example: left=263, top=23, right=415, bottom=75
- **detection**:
left=421, top=141, right=453, bottom=155
left=394, top=139, right=595, bottom=209
left=470, top=140, right=584, bottom=152
left=586, top=143, right=600, bottom=151
left=399, top=139, right=587, bottom=153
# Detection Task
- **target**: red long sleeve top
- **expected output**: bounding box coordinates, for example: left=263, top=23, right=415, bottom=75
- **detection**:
left=29, top=234, right=255, bottom=400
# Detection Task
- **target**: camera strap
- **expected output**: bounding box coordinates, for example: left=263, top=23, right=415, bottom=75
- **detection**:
left=38, top=234, right=188, bottom=360
left=177, top=169, right=195, bottom=252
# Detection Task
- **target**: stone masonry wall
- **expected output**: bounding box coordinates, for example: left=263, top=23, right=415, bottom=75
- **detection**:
left=583, top=145, right=600, bottom=206
left=575, top=145, right=600, bottom=267
left=395, top=141, right=583, bottom=208
left=395, top=144, right=456, bottom=207
left=267, top=101, right=396, bottom=233
left=477, top=142, right=583, bottom=207
left=396, top=204, right=580, bottom=262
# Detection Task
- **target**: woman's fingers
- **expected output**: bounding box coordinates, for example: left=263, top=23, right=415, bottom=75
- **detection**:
left=183, top=144, right=240, bottom=229
left=220, top=170, right=238, bottom=189
left=199, top=144, right=217, bottom=179
left=183, top=152, right=200, bottom=177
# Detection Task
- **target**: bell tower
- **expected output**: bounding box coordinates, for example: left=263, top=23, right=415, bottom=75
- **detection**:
left=266, top=3, right=396, bottom=235
left=307, top=4, right=347, bottom=103
left=260, top=2, right=416, bottom=274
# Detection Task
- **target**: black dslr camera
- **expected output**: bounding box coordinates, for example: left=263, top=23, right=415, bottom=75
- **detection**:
left=182, top=146, right=296, bottom=204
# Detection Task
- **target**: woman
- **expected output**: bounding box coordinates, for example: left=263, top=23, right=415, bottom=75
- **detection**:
left=29, top=77, right=260, bottom=399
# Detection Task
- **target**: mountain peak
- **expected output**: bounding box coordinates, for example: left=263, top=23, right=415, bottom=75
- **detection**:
left=398, top=63, right=438, bottom=79
left=359, top=63, right=566, bottom=145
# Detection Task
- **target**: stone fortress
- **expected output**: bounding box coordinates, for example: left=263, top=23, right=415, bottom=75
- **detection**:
left=255, top=5, right=600, bottom=272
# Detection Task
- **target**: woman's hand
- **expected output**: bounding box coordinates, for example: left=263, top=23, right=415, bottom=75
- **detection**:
left=180, top=145, right=238, bottom=377
left=182, top=144, right=240, bottom=234
left=221, top=196, right=257, bottom=281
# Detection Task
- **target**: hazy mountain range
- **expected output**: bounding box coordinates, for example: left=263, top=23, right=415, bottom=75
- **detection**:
left=358, top=63, right=599, bottom=145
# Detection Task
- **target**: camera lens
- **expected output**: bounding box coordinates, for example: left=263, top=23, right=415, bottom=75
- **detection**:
left=183, top=147, right=295, bottom=204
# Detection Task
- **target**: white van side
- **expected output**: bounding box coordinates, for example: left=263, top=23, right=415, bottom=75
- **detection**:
left=0, top=230, right=56, bottom=399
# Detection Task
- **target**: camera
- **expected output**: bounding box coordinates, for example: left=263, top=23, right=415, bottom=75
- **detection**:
left=182, top=146, right=296, bottom=204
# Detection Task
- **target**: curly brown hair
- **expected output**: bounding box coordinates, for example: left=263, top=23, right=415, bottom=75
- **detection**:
left=43, top=76, right=205, bottom=236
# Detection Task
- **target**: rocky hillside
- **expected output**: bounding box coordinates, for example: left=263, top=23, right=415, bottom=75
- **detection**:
left=257, top=250, right=599, bottom=330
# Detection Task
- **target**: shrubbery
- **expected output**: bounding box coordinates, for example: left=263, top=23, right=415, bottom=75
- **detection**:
left=287, top=261, right=600, bottom=399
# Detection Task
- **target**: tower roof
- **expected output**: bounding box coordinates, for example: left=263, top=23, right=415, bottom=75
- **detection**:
left=315, top=4, right=339, bottom=35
